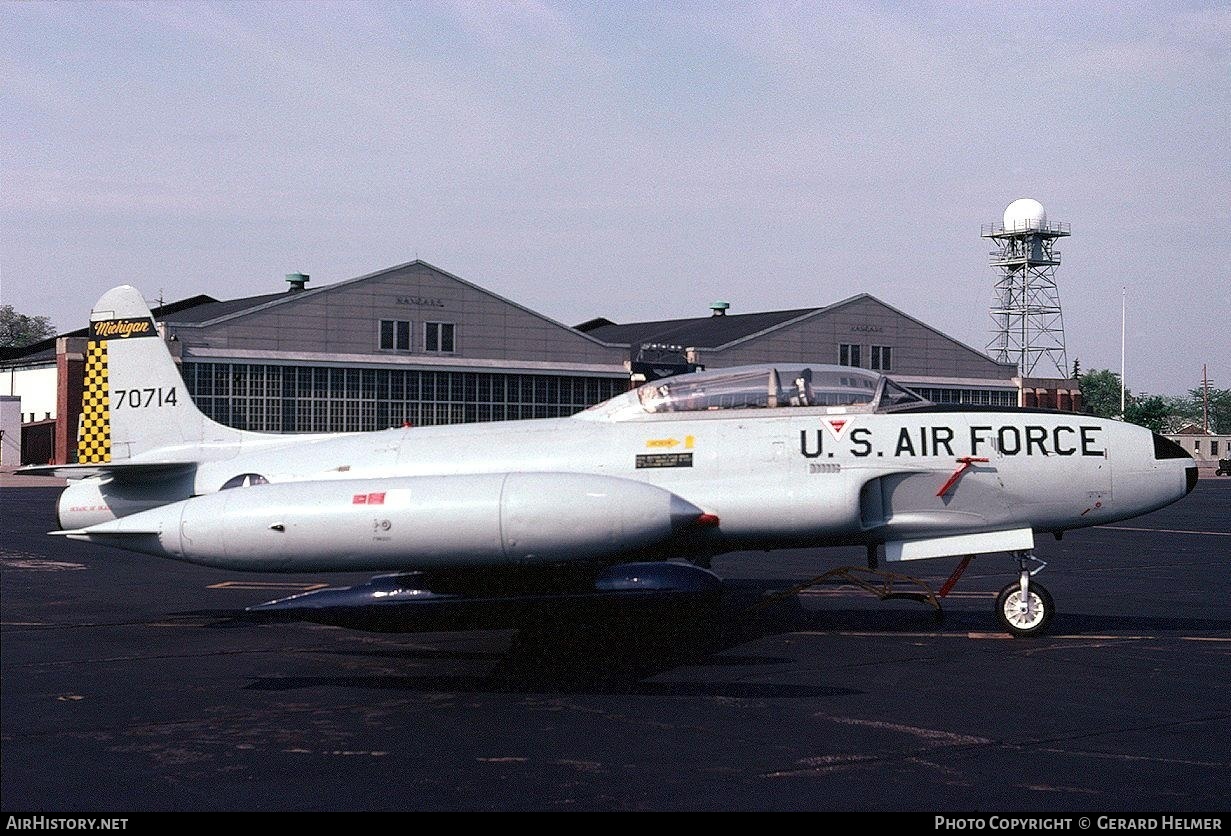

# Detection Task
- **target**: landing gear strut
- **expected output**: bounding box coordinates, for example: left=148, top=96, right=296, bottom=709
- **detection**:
left=995, top=552, right=1052, bottom=637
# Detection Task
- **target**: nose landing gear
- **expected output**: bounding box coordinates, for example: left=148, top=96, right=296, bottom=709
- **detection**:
left=995, top=553, right=1052, bottom=637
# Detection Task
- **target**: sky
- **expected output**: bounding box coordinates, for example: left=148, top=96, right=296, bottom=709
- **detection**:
left=2, top=1, right=1227, bottom=396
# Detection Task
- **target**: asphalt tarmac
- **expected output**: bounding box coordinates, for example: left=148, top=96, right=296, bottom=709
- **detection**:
left=2, top=482, right=1228, bottom=811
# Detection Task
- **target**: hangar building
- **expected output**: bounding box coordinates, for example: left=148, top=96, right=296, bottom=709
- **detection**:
left=578, top=295, right=1023, bottom=407
left=3, top=260, right=1033, bottom=465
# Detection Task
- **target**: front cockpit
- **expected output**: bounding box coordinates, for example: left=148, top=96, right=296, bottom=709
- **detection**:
left=581, top=364, right=931, bottom=421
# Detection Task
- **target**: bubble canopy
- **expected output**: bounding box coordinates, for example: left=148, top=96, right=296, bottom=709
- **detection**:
left=584, top=364, right=931, bottom=421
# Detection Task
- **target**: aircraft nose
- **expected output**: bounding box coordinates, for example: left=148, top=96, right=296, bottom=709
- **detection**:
left=1185, top=463, right=1198, bottom=495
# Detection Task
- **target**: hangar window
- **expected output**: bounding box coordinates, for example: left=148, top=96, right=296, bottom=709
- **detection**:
left=839, top=344, right=861, bottom=367
left=184, top=361, right=625, bottom=431
left=425, top=322, right=455, bottom=353
left=871, top=345, right=893, bottom=371
left=380, top=320, right=412, bottom=351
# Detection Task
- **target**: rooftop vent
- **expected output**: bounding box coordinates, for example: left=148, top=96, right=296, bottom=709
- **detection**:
left=710, top=301, right=730, bottom=317
left=286, top=273, right=309, bottom=293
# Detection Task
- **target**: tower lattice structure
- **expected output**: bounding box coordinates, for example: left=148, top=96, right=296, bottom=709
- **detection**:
left=983, top=217, right=1071, bottom=377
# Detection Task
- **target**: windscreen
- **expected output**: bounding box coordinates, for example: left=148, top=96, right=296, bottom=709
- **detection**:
left=877, top=378, right=928, bottom=411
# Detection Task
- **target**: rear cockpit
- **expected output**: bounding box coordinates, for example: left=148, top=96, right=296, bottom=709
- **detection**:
left=581, top=364, right=931, bottom=421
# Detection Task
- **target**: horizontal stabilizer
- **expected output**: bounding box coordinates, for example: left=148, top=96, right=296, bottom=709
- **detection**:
left=53, top=528, right=162, bottom=538
left=18, top=461, right=196, bottom=481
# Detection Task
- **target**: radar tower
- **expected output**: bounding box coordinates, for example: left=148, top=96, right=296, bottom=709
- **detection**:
left=984, top=198, right=1070, bottom=377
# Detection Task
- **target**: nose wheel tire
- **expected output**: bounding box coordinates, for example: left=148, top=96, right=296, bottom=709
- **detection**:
left=995, top=580, right=1054, bottom=637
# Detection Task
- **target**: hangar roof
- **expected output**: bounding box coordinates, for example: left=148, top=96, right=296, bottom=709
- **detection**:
left=577, top=293, right=1016, bottom=377
left=162, top=292, right=287, bottom=324
left=577, top=306, right=820, bottom=349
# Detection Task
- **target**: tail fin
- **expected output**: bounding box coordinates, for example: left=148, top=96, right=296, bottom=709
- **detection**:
left=77, top=285, right=244, bottom=463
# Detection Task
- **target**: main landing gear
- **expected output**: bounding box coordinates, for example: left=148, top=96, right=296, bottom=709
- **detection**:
left=761, top=546, right=1056, bottom=638
left=995, top=552, right=1052, bottom=638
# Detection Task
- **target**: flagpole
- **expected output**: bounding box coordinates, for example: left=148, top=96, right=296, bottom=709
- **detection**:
left=1120, top=287, right=1126, bottom=415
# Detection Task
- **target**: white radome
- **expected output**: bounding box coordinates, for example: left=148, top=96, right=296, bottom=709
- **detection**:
left=1003, top=198, right=1047, bottom=231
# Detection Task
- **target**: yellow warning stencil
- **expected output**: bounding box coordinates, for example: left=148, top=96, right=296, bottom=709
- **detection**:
left=646, top=435, right=696, bottom=450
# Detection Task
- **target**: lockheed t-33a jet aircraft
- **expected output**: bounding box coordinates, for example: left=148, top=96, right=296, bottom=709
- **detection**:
left=26, top=286, right=1197, bottom=637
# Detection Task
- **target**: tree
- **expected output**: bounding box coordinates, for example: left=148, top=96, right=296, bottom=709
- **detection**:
left=1078, top=369, right=1126, bottom=418
left=1078, top=368, right=1202, bottom=433
left=0, top=305, right=56, bottom=348
left=1166, top=391, right=1203, bottom=427
left=1122, top=395, right=1175, bottom=434
left=1187, top=386, right=1231, bottom=434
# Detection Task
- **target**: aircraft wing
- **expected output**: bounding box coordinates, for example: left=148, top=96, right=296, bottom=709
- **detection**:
left=244, top=563, right=724, bottom=632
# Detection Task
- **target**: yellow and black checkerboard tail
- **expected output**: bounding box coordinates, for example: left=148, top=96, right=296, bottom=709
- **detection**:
left=77, top=285, right=245, bottom=462
left=77, top=339, right=112, bottom=463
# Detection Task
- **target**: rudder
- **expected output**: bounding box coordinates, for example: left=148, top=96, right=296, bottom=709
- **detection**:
left=78, top=285, right=243, bottom=463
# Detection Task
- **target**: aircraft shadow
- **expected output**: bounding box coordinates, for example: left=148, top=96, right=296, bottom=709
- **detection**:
left=185, top=601, right=820, bottom=695
left=187, top=580, right=1231, bottom=696
left=238, top=607, right=848, bottom=696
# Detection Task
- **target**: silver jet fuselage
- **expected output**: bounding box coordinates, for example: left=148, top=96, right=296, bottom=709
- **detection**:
left=36, top=286, right=1197, bottom=637
left=60, top=387, right=1192, bottom=573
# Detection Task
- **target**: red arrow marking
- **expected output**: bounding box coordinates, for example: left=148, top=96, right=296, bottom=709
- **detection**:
left=936, top=457, right=991, bottom=497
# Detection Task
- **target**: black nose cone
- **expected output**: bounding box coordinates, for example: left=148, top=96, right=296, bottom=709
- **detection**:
left=1186, top=465, right=1198, bottom=495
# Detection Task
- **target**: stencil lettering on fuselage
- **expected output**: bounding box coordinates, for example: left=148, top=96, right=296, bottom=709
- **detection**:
left=799, top=424, right=1105, bottom=460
